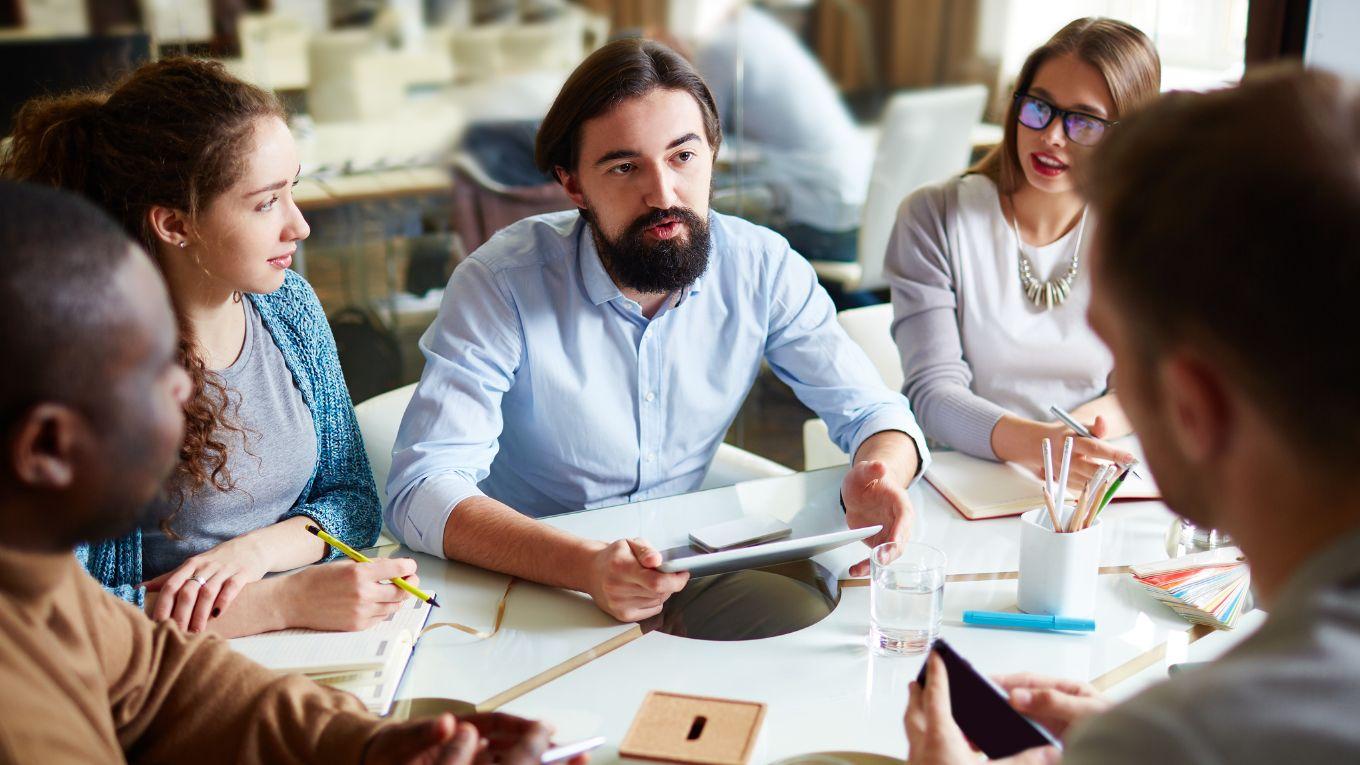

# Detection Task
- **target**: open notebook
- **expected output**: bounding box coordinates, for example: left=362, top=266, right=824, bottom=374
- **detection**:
left=229, top=597, right=432, bottom=715
left=924, top=437, right=1160, bottom=520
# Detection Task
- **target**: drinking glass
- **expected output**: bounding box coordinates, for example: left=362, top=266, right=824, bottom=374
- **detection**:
left=869, top=541, right=946, bottom=655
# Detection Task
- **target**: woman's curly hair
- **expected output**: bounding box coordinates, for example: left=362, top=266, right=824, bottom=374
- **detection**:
left=1, top=57, right=285, bottom=533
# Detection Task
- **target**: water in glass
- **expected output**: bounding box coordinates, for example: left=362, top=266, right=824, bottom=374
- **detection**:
left=869, top=541, right=945, bottom=655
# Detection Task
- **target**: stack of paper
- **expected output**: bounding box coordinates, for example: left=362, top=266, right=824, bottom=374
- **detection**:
left=230, top=597, right=431, bottom=715
left=1130, top=548, right=1251, bottom=630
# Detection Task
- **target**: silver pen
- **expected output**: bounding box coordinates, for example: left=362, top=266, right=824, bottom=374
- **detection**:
left=1049, top=405, right=1142, bottom=478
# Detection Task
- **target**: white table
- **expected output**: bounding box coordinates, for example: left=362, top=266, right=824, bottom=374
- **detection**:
left=390, top=466, right=1245, bottom=762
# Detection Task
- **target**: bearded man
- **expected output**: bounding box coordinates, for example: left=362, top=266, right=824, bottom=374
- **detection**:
left=385, top=39, right=928, bottom=622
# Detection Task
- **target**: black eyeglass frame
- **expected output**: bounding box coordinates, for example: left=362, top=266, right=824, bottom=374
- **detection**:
left=1011, top=92, right=1118, bottom=146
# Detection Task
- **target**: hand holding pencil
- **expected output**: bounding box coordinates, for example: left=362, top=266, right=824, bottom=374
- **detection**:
left=307, top=524, right=441, bottom=608
left=1045, top=413, right=1136, bottom=489
left=1004, top=415, right=1135, bottom=490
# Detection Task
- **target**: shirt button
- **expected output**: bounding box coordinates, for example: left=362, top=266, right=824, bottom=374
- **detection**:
left=644, top=392, right=656, bottom=402
left=645, top=453, right=656, bottom=462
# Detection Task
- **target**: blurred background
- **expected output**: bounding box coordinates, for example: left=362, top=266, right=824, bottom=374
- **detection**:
left=1, top=0, right=1350, bottom=467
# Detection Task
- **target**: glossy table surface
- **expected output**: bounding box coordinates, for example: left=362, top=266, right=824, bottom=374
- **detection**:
left=389, top=466, right=1256, bottom=762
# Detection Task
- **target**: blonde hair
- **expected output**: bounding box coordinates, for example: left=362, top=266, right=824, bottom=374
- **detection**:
left=970, top=17, right=1161, bottom=194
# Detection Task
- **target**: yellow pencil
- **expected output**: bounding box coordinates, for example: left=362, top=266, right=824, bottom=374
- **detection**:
left=306, top=524, right=441, bottom=607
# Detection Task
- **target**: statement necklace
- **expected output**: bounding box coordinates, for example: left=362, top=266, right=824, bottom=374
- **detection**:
left=1011, top=201, right=1087, bottom=310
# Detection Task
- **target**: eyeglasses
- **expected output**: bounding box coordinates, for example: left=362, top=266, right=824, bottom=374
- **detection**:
left=1012, top=93, right=1116, bottom=147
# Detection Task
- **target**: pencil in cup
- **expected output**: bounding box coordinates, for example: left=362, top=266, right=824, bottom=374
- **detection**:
left=306, top=524, right=441, bottom=608
left=1070, top=464, right=1111, bottom=532
left=1074, top=462, right=1133, bottom=531
left=1091, top=464, right=1134, bottom=522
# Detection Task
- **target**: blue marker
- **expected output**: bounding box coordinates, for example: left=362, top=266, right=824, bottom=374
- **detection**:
left=963, top=610, right=1096, bottom=632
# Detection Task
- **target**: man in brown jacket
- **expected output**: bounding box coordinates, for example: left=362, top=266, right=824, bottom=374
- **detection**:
left=0, top=180, right=562, bottom=765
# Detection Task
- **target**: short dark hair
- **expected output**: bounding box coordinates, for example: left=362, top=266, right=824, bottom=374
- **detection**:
left=534, top=37, right=722, bottom=177
left=1089, top=67, right=1360, bottom=463
left=0, top=181, right=139, bottom=432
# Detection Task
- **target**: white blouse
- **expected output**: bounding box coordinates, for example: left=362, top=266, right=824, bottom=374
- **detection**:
left=883, top=173, right=1113, bottom=458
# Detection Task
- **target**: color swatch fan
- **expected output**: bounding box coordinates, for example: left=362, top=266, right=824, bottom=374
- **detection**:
left=1130, top=548, right=1250, bottom=630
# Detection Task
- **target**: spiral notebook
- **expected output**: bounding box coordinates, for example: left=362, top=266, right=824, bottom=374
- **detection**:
left=229, top=597, right=432, bottom=715
left=924, top=438, right=1160, bottom=520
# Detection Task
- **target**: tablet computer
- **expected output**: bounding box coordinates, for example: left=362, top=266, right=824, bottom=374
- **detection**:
left=656, top=525, right=881, bottom=576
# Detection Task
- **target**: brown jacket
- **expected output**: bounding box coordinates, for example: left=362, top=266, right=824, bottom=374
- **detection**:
left=0, top=545, right=390, bottom=763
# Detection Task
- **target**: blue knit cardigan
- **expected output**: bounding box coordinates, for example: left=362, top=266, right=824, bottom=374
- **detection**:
left=75, top=270, right=382, bottom=604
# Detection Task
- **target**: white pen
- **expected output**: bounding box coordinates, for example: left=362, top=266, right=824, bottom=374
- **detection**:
left=542, top=736, right=607, bottom=763
left=1056, top=435, right=1073, bottom=526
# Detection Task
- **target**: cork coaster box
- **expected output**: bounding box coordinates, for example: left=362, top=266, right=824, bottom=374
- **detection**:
left=620, top=691, right=767, bottom=765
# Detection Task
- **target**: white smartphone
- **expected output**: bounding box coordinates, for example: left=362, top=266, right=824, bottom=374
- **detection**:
left=689, top=516, right=793, bottom=552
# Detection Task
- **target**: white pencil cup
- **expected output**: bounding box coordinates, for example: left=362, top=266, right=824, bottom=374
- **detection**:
left=1017, top=508, right=1103, bottom=617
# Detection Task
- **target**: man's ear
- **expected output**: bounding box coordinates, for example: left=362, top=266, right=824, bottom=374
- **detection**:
left=556, top=167, right=587, bottom=209
left=7, top=403, right=88, bottom=490
left=146, top=205, right=192, bottom=250
left=1157, top=352, right=1231, bottom=465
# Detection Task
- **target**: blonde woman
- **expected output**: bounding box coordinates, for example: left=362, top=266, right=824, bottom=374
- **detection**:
left=885, top=18, right=1160, bottom=484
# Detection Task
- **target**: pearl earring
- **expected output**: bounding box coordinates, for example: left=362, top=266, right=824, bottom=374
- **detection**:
left=178, top=241, right=188, bottom=249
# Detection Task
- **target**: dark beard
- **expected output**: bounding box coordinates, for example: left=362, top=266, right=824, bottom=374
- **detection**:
left=583, top=204, right=710, bottom=294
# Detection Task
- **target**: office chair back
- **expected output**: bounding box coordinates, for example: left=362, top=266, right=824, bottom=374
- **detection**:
left=354, top=382, right=418, bottom=507
left=837, top=303, right=902, bottom=391
left=856, top=84, right=987, bottom=292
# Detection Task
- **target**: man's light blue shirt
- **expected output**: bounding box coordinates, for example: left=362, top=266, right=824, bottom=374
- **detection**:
left=385, top=210, right=930, bottom=557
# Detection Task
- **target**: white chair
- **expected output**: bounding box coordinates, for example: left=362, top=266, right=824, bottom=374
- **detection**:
left=354, top=383, right=418, bottom=509
left=354, top=383, right=794, bottom=510
left=803, top=303, right=900, bottom=470
left=810, top=84, right=987, bottom=293
left=700, top=443, right=795, bottom=490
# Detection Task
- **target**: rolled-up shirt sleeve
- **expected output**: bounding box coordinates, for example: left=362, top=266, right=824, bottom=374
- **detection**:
left=384, top=258, right=523, bottom=558
left=883, top=184, right=1009, bottom=459
left=762, top=237, right=931, bottom=483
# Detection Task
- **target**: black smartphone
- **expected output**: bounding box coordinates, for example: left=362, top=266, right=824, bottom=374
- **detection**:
left=916, top=638, right=1062, bottom=759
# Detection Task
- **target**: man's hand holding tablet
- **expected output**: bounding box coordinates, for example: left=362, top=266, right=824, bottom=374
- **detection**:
left=584, top=539, right=690, bottom=622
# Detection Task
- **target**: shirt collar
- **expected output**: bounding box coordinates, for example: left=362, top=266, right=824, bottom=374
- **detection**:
left=578, top=221, right=623, bottom=306
left=575, top=212, right=715, bottom=307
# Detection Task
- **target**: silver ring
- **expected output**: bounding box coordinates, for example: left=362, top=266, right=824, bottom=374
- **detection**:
left=191, top=575, right=208, bottom=586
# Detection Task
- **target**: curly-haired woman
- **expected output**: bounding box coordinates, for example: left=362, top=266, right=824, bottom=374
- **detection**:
left=2, top=58, right=414, bottom=637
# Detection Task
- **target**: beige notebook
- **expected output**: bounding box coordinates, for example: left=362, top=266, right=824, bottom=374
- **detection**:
left=230, top=597, right=431, bottom=714
left=924, top=438, right=1159, bottom=520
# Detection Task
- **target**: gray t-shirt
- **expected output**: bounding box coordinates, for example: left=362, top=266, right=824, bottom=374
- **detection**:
left=142, top=300, right=319, bottom=578
left=1065, top=527, right=1360, bottom=764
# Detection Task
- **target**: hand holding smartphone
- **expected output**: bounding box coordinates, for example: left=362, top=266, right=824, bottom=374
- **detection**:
left=916, top=639, right=1062, bottom=759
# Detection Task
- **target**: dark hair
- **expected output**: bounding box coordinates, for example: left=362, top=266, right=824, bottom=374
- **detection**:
left=971, top=17, right=1160, bottom=193
left=1089, top=67, right=1360, bottom=464
left=0, top=181, right=139, bottom=436
left=534, top=37, right=722, bottom=177
left=1, top=57, right=285, bottom=524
